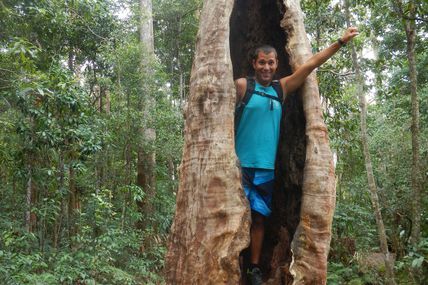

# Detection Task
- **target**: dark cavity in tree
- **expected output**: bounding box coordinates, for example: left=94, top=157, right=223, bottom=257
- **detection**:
left=230, top=0, right=290, bottom=79
left=230, top=0, right=306, bottom=282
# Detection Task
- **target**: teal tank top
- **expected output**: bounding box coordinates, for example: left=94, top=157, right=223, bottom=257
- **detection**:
left=235, top=82, right=282, bottom=169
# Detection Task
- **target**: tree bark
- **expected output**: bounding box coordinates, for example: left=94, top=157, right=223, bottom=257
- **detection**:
left=281, top=1, right=336, bottom=284
left=165, top=1, right=249, bottom=283
left=344, top=1, right=396, bottom=284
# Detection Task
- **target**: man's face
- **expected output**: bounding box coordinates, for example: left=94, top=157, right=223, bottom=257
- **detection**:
left=252, top=51, right=278, bottom=86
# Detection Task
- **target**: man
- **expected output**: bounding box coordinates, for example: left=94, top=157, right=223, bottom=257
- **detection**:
left=235, top=27, right=359, bottom=285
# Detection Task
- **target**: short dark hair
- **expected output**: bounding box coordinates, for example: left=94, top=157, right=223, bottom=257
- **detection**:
left=252, top=45, right=278, bottom=60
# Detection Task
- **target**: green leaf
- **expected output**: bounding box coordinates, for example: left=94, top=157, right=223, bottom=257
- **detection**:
left=411, top=256, right=424, bottom=268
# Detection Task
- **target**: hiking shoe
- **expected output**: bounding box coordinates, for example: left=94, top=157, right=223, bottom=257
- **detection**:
left=247, top=267, right=263, bottom=285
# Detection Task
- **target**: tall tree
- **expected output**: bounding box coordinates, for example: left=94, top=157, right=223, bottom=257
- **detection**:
left=137, top=0, right=157, bottom=228
left=394, top=0, right=422, bottom=246
left=343, top=1, right=396, bottom=284
left=166, top=0, right=337, bottom=283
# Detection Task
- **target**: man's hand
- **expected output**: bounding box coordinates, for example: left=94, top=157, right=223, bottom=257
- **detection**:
left=341, top=27, right=359, bottom=44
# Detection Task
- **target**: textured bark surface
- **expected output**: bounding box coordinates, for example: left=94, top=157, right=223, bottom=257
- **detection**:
left=165, top=1, right=250, bottom=284
left=282, top=1, right=336, bottom=284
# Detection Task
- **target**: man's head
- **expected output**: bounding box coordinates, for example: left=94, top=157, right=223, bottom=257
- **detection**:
left=252, top=45, right=278, bottom=86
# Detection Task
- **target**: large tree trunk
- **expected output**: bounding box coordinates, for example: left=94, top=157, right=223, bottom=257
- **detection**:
left=165, top=1, right=248, bottom=283
left=344, top=1, right=396, bottom=284
left=166, top=0, right=336, bottom=284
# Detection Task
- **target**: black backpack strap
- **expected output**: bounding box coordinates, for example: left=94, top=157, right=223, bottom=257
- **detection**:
left=242, top=77, right=255, bottom=106
left=252, top=90, right=281, bottom=102
left=235, top=77, right=255, bottom=133
left=271, top=80, right=284, bottom=104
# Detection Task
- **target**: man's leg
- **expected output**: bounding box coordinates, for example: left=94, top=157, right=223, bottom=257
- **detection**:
left=250, top=211, right=265, bottom=265
left=248, top=212, right=264, bottom=285
left=241, top=168, right=273, bottom=285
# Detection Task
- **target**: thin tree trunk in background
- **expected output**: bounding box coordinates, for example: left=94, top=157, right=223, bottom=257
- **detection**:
left=168, top=158, right=176, bottom=184
left=94, top=85, right=103, bottom=191
left=68, top=50, right=74, bottom=73
left=25, top=166, right=36, bottom=232
left=66, top=42, right=80, bottom=239
left=176, top=17, right=185, bottom=109
left=25, top=117, right=37, bottom=233
left=121, top=67, right=130, bottom=232
left=53, top=153, right=65, bottom=248
left=136, top=0, right=156, bottom=229
left=95, top=87, right=109, bottom=192
left=104, top=89, right=111, bottom=114
left=165, top=1, right=249, bottom=283
left=68, top=167, right=80, bottom=238
left=53, top=158, right=62, bottom=248
left=344, top=1, right=396, bottom=284
left=122, top=137, right=132, bottom=231
left=395, top=0, right=421, bottom=246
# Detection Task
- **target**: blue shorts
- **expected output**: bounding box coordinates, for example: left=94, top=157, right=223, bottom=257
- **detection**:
left=241, top=167, right=275, bottom=217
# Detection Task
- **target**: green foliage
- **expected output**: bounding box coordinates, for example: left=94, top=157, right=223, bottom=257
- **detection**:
left=153, top=0, right=201, bottom=103
left=395, top=237, right=428, bottom=284
left=0, top=191, right=168, bottom=284
left=1, top=0, right=184, bottom=283
left=328, top=258, right=386, bottom=285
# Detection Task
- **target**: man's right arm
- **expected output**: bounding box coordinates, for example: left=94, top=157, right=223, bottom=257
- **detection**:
left=234, top=78, right=247, bottom=105
left=280, top=27, right=359, bottom=95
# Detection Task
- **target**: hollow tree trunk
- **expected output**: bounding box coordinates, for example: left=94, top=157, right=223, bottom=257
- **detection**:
left=166, top=0, right=336, bottom=284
